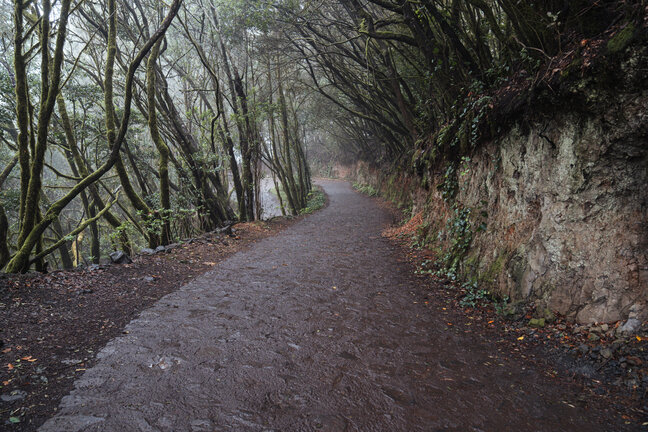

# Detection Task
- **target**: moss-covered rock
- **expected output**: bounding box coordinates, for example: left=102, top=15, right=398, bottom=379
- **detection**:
left=607, top=24, right=636, bottom=54
left=529, top=318, right=546, bottom=328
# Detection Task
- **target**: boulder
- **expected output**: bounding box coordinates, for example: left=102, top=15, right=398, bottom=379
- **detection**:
left=109, top=251, right=132, bottom=264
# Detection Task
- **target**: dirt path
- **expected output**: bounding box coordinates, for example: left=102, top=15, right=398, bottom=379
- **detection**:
left=39, top=180, right=628, bottom=431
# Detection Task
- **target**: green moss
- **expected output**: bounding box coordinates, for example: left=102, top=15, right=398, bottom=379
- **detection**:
left=463, top=254, right=480, bottom=277
left=560, top=57, right=583, bottom=79
left=607, top=24, right=635, bottom=53
left=507, top=250, right=528, bottom=298
left=480, top=252, right=509, bottom=284
left=529, top=318, right=545, bottom=328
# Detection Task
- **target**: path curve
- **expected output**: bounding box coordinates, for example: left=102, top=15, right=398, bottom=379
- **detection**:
left=41, top=180, right=621, bottom=431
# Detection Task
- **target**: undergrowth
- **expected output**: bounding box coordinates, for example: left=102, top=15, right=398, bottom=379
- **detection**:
left=353, top=182, right=379, bottom=197
left=299, top=188, right=326, bottom=214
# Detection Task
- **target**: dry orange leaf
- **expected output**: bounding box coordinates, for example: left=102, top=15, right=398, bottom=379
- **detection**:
left=637, top=336, right=642, bottom=342
left=517, top=336, right=525, bottom=341
left=2, top=380, right=9, bottom=385
left=7, top=363, right=14, bottom=370
left=488, top=320, right=494, bottom=324
left=1, top=348, right=11, bottom=354
left=21, top=356, right=36, bottom=362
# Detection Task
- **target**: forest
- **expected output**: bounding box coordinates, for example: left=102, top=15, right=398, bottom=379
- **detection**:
left=1, top=0, right=648, bottom=430
left=0, top=0, right=644, bottom=274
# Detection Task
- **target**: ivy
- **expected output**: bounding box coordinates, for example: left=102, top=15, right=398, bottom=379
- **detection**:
left=437, top=206, right=473, bottom=279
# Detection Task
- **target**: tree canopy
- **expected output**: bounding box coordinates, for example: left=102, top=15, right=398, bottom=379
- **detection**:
left=0, top=0, right=643, bottom=272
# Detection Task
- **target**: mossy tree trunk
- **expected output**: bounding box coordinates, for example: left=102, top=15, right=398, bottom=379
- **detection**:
left=14, top=0, right=71, bottom=261
left=4, top=0, right=182, bottom=273
left=146, top=39, right=172, bottom=245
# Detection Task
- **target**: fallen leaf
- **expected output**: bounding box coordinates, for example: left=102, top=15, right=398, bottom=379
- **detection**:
left=488, top=320, right=494, bottom=324
left=9, top=417, right=20, bottom=424
left=7, top=363, right=14, bottom=370
left=636, top=336, right=642, bottom=342
left=1, top=348, right=11, bottom=354
left=517, top=336, right=525, bottom=341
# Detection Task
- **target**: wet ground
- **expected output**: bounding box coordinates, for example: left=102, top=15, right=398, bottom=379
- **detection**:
left=39, top=180, right=630, bottom=431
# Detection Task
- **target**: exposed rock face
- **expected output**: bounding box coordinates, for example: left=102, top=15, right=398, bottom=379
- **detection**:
left=465, top=106, right=647, bottom=323
left=339, top=78, right=647, bottom=324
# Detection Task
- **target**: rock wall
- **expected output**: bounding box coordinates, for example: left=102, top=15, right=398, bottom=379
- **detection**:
left=336, top=90, right=647, bottom=324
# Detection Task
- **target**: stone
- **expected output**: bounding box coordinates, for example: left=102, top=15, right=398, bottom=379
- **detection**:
left=600, top=348, right=613, bottom=359
left=503, top=302, right=523, bottom=319
left=601, top=323, right=609, bottom=332
left=529, top=318, right=545, bottom=328
left=626, top=356, right=642, bottom=366
left=578, top=344, right=590, bottom=355
left=588, top=333, right=600, bottom=342
left=1, top=390, right=27, bottom=402
left=141, top=248, right=155, bottom=255
left=543, top=308, right=555, bottom=323
left=619, top=318, right=641, bottom=334
left=155, top=246, right=166, bottom=253
left=109, top=251, right=132, bottom=264
left=143, top=276, right=155, bottom=283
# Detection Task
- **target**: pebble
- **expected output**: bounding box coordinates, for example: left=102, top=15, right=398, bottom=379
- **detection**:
left=626, top=356, right=643, bottom=366
left=601, top=348, right=613, bottom=359
left=1, top=390, right=27, bottom=402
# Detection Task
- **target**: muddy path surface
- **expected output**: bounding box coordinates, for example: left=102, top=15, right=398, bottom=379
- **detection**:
left=40, top=180, right=629, bottom=431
